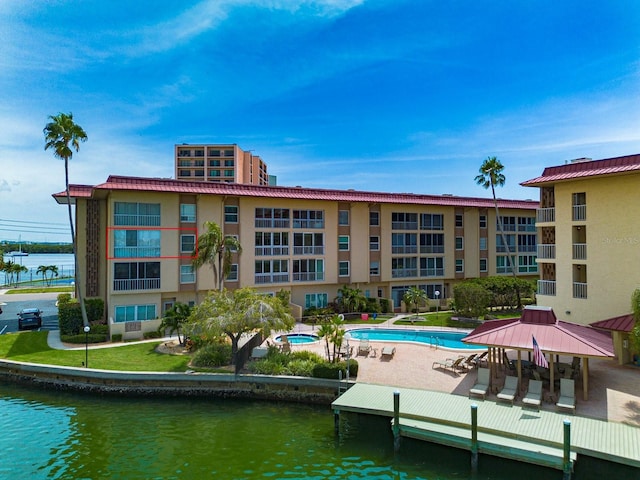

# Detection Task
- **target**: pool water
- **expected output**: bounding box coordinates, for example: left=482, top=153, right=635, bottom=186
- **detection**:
left=347, top=328, right=484, bottom=350
left=275, top=333, right=319, bottom=344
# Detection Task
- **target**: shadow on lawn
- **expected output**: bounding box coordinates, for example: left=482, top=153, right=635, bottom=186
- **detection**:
left=6, top=331, right=51, bottom=358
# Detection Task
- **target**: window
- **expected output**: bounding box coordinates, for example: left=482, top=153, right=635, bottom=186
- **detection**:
left=293, top=233, right=324, bottom=255
left=178, top=169, right=191, bottom=177
left=480, top=258, right=488, bottom=272
left=209, top=149, right=221, bottom=157
left=392, top=212, right=418, bottom=230
left=180, top=234, right=195, bottom=253
left=293, top=259, right=324, bottom=282
left=224, top=205, right=238, bottom=223
left=338, top=210, right=349, bottom=226
left=223, top=149, right=234, bottom=157
left=367, top=235, right=379, bottom=251
left=255, top=232, right=289, bottom=256
left=339, top=261, right=350, bottom=277
left=498, top=216, right=516, bottom=231
left=180, top=265, right=195, bottom=283
left=392, top=233, right=417, bottom=254
left=178, top=149, right=191, bottom=157
left=293, top=210, right=324, bottom=228
left=113, top=262, right=160, bottom=290
left=518, top=216, right=536, bottom=232
left=572, top=193, right=586, bottom=221
left=479, top=215, right=487, bottom=229
left=180, top=204, right=196, bottom=222
left=496, top=256, right=516, bottom=274
left=455, top=259, right=464, bottom=273
left=420, top=233, right=444, bottom=254
left=518, top=234, right=537, bottom=253
left=114, top=304, right=157, bottom=323
left=255, top=259, right=289, bottom=284
left=194, top=169, right=204, bottom=177
left=370, top=261, right=380, bottom=276
left=496, top=234, right=516, bottom=252
left=391, top=257, right=417, bottom=278
left=224, top=159, right=234, bottom=167
left=455, top=214, right=463, bottom=228
left=479, top=237, right=487, bottom=251
left=226, top=264, right=239, bottom=281
left=369, top=211, right=380, bottom=226
left=114, top=202, right=160, bottom=226
left=209, top=170, right=221, bottom=177
left=420, top=257, right=444, bottom=277
left=305, top=293, right=328, bottom=309
left=209, top=159, right=221, bottom=167
left=255, top=208, right=290, bottom=228
left=338, top=235, right=350, bottom=251
left=113, top=230, right=161, bottom=258
left=420, top=213, right=444, bottom=230
left=518, top=255, right=538, bottom=273
left=194, top=149, right=204, bottom=157
left=223, top=170, right=234, bottom=177
left=455, top=236, right=464, bottom=250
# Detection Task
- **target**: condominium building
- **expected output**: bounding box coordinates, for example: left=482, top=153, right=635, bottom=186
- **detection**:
left=55, top=176, right=538, bottom=339
left=522, top=153, right=640, bottom=330
left=175, top=144, right=269, bottom=185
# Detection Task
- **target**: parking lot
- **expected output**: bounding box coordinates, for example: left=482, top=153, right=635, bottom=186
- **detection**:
left=0, top=292, right=59, bottom=334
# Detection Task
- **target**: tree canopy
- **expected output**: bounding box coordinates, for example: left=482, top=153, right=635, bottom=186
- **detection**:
left=191, top=220, right=242, bottom=291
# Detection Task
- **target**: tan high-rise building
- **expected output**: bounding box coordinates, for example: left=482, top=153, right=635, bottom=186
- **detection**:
left=56, top=175, right=538, bottom=340
left=522, top=153, right=640, bottom=362
left=175, top=144, right=269, bottom=185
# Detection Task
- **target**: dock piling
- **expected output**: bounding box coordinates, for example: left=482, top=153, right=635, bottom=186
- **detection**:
left=562, top=419, right=572, bottom=480
left=471, top=403, right=478, bottom=473
left=393, top=390, right=400, bottom=451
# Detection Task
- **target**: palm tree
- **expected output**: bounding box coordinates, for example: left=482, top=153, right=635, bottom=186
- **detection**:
left=403, top=286, right=428, bottom=321
left=475, top=156, right=521, bottom=308
left=158, top=302, right=191, bottom=345
left=38, top=265, right=59, bottom=287
left=44, top=112, right=89, bottom=327
left=192, top=220, right=242, bottom=291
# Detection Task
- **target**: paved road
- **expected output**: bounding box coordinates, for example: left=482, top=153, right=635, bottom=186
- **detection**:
left=0, top=292, right=59, bottom=334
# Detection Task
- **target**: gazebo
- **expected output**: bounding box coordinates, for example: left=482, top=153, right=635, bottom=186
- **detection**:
left=462, top=306, right=615, bottom=400
left=591, top=314, right=635, bottom=366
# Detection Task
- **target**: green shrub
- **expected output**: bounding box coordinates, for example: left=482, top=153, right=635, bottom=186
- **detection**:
left=312, top=359, right=358, bottom=379
left=57, top=293, right=72, bottom=305
left=58, top=302, right=83, bottom=336
left=192, top=343, right=232, bottom=368
left=85, top=298, right=105, bottom=323
left=143, top=331, right=161, bottom=339
left=379, top=298, right=390, bottom=314
left=248, top=359, right=288, bottom=375
left=61, top=333, right=108, bottom=344
left=111, top=333, right=123, bottom=342
left=90, top=324, right=109, bottom=335
left=285, top=359, right=317, bottom=377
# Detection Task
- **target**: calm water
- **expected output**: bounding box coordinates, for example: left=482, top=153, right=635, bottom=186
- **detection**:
left=347, top=329, right=483, bottom=350
left=1, top=381, right=625, bottom=480
left=1, top=253, right=75, bottom=286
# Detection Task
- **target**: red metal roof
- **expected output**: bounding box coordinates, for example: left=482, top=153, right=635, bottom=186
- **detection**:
left=53, top=175, right=539, bottom=209
left=590, top=314, right=635, bottom=333
left=463, top=306, right=614, bottom=357
left=521, top=153, right=640, bottom=187
left=52, top=185, right=94, bottom=204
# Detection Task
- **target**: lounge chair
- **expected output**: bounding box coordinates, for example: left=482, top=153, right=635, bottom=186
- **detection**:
left=469, top=367, right=490, bottom=399
left=357, top=339, right=371, bottom=356
left=497, top=375, right=518, bottom=405
left=461, top=353, right=477, bottom=369
left=432, top=355, right=464, bottom=373
left=380, top=346, right=396, bottom=359
left=502, top=352, right=516, bottom=372
left=470, top=351, right=488, bottom=368
left=522, top=379, right=543, bottom=411
left=556, top=378, right=576, bottom=414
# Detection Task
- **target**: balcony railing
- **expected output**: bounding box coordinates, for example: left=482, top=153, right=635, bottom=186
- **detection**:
left=254, top=246, right=289, bottom=256
left=114, top=214, right=161, bottom=227
left=537, top=244, right=556, bottom=259
left=293, top=246, right=324, bottom=255
left=292, top=220, right=324, bottom=229
left=572, top=243, right=587, bottom=260
left=420, top=246, right=445, bottom=254
left=254, top=273, right=289, bottom=284
left=536, top=208, right=555, bottom=223
left=537, top=280, right=556, bottom=296
left=392, top=245, right=418, bottom=254
left=113, top=246, right=161, bottom=258
left=573, top=282, right=588, bottom=299
left=392, top=222, right=418, bottom=230
left=113, top=278, right=160, bottom=291
left=572, top=204, right=586, bottom=221
left=391, top=268, right=417, bottom=278
left=255, top=219, right=290, bottom=228
left=420, top=268, right=444, bottom=277
left=293, top=272, right=325, bottom=282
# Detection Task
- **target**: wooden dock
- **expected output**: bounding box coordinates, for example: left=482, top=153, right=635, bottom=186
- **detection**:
left=332, top=383, right=640, bottom=470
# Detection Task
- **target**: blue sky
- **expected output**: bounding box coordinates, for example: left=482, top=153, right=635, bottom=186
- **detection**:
left=1, top=1, right=639, bottom=243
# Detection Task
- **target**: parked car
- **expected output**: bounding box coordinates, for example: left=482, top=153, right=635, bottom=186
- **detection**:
left=17, top=308, right=42, bottom=330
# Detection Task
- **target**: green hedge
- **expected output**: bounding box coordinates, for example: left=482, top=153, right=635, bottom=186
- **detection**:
left=58, top=298, right=105, bottom=336
left=312, top=359, right=358, bottom=379
left=192, top=343, right=232, bottom=368
left=61, top=333, right=108, bottom=344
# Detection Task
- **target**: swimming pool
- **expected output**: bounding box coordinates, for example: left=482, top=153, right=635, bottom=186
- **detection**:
left=346, top=328, right=484, bottom=350
left=275, top=333, right=320, bottom=344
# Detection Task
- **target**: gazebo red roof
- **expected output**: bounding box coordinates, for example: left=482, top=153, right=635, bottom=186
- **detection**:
left=590, top=314, right=635, bottom=333
left=463, top=306, right=614, bottom=358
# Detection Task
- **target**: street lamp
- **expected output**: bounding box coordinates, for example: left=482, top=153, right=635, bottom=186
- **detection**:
left=83, top=325, right=90, bottom=368
left=434, top=290, right=440, bottom=326
left=344, top=332, right=351, bottom=385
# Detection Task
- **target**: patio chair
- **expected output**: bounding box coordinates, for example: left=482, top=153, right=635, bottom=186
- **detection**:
left=460, top=353, right=478, bottom=369
left=380, top=346, right=396, bottom=359
left=497, top=375, right=518, bottom=405
left=522, top=379, right=543, bottom=411
left=432, top=355, right=463, bottom=372
left=556, top=378, right=576, bottom=414
left=469, top=367, right=490, bottom=399
left=357, top=339, right=371, bottom=356
left=502, top=351, right=516, bottom=373
left=469, top=351, right=488, bottom=368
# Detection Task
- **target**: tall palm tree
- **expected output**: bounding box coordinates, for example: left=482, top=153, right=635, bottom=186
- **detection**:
left=403, top=286, right=428, bottom=320
left=44, top=112, right=89, bottom=326
left=192, top=220, right=242, bottom=291
left=475, top=156, right=521, bottom=308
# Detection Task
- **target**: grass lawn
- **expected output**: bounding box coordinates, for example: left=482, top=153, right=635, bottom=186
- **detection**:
left=0, top=331, right=191, bottom=372
left=5, top=286, right=74, bottom=294
left=394, top=311, right=484, bottom=329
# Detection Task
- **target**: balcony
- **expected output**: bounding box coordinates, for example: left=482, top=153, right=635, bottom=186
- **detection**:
left=536, top=208, right=555, bottom=223
left=392, top=222, right=418, bottom=230
left=255, top=219, right=290, bottom=228
left=573, top=282, right=588, bottom=299
left=420, top=268, right=444, bottom=277
left=391, top=268, right=417, bottom=278
left=254, top=246, right=289, bottom=256
left=113, top=246, right=161, bottom=258
left=392, top=245, right=418, bottom=254
left=293, top=246, right=324, bottom=255
left=293, top=272, right=325, bottom=282
left=254, top=273, right=289, bottom=284
left=537, top=280, right=556, bottom=296
left=572, top=204, right=586, bottom=221
left=537, top=244, right=556, bottom=259
left=572, top=243, right=587, bottom=260
left=113, top=278, right=160, bottom=291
